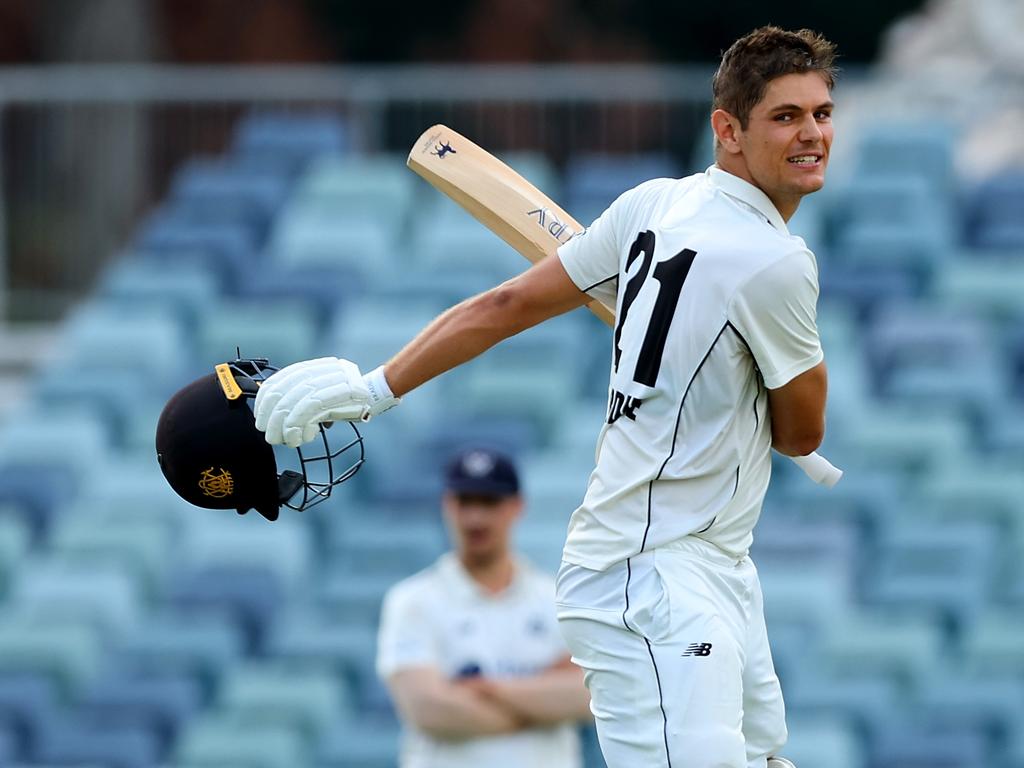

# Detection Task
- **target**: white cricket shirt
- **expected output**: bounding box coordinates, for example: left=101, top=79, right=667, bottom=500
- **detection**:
left=557, top=166, right=823, bottom=570
left=377, top=553, right=582, bottom=768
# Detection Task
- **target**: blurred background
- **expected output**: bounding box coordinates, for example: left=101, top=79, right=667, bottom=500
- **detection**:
left=0, top=0, right=1022, bottom=766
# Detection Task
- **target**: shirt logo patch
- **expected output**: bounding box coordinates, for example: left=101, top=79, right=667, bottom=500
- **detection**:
left=681, top=642, right=713, bottom=657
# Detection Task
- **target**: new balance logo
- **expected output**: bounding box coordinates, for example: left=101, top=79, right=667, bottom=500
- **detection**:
left=682, top=643, right=713, bottom=657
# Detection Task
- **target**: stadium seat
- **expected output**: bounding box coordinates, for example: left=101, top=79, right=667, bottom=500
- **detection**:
left=216, top=660, right=352, bottom=739
left=169, top=156, right=291, bottom=242
left=0, top=405, right=114, bottom=484
left=915, top=669, right=1024, bottom=751
left=868, top=716, right=991, bottom=768
left=0, top=672, right=61, bottom=757
left=7, top=556, right=143, bottom=634
left=179, top=512, right=313, bottom=591
left=232, top=263, right=362, bottom=325
left=815, top=609, right=945, bottom=688
left=163, top=564, right=285, bottom=654
left=32, top=715, right=161, bottom=768
left=860, top=520, right=998, bottom=629
left=316, top=717, right=401, bottom=768
left=565, top=152, right=681, bottom=225
left=76, top=668, right=204, bottom=752
left=959, top=613, right=1024, bottom=677
left=963, top=171, right=1024, bottom=248
left=411, top=213, right=530, bottom=281
left=174, top=712, right=308, bottom=768
left=0, top=616, right=103, bottom=694
left=0, top=514, right=31, bottom=594
left=0, top=464, right=77, bottom=541
left=828, top=175, right=952, bottom=243
left=194, top=299, right=320, bottom=369
left=115, top=611, right=244, bottom=694
left=326, top=514, right=446, bottom=578
left=853, top=121, right=957, bottom=193
left=98, top=258, right=222, bottom=330
left=231, top=111, right=350, bottom=173
left=292, top=154, right=414, bottom=226
left=269, top=206, right=400, bottom=280
left=264, top=609, right=378, bottom=693
left=934, top=256, right=1024, bottom=319
left=54, top=303, right=191, bottom=381
left=134, top=210, right=258, bottom=283
left=782, top=713, right=865, bottom=768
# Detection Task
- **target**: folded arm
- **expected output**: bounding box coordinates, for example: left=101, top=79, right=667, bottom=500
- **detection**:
left=461, top=656, right=592, bottom=726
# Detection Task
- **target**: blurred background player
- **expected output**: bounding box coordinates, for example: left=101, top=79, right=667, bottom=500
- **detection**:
left=376, top=447, right=592, bottom=768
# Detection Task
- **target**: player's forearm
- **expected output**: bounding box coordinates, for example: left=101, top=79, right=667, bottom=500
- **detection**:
left=403, top=683, right=526, bottom=739
left=479, top=667, right=592, bottom=726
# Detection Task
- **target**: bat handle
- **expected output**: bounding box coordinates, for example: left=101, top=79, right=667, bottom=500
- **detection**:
left=789, top=451, right=843, bottom=487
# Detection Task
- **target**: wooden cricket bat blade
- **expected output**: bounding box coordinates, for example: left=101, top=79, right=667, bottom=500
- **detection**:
left=407, top=124, right=615, bottom=326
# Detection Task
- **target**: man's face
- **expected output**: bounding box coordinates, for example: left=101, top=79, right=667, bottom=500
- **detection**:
left=443, top=491, right=522, bottom=566
left=725, top=72, right=834, bottom=215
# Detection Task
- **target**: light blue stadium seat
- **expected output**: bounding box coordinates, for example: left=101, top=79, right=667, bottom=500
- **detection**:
left=853, top=121, right=957, bottom=193
left=934, top=257, right=1024, bottom=320
left=32, top=715, right=160, bottom=768
left=964, top=171, right=1024, bottom=248
left=268, top=206, right=399, bottom=279
left=8, top=556, right=143, bottom=634
left=784, top=662, right=906, bottom=737
left=911, top=456, right=1024, bottom=530
left=174, top=712, right=308, bottom=768
left=0, top=514, right=31, bottom=595
left=868, top=716, right=991, bottom=768
left=135, top=210, right=257, bottom=282
left=815, top=609, right=945, bottom=688
left=265, top=609, right=378, bottom=689
left=180, top=513, right=312, bottom=592
left=312, top=571, right=397, bottom=630
left=0, top=672, right=60, bottom=754
left=233, top=263, right=360, bottom=324
left=829, top=175, right=952, bottom=240
left=974, top=221, right=1024, bottom=250
left=412, top=216, right=529, bottom=281
left=50, top=511, right=178, bottom=593
left=115, top=611, right=244, bottom=690
left=819, top=262, right=921, bottom=317
left=169, top=156, right=291, bottom=237
left=215, top=660, right=352, bottom=739
left=327, top=513, right=447, bottom=578
left=565, top=153, right=681, bottom=226
left=77, top=668, right=204, bottom=751
left=98, top=258, right=222, bottom=328
left=782, top=713, right=865, bottom=768
left=54, top=303, right=191, bottom=381
left=758, top=555, right=855, bottom=633
left=232, top=111, right=349, bottom=172
left=316, top=717, right=400, bottom=768
left=915, top=669, right=1024, bottom=751
left=830, top=403, right=972, bottom=476
left=292, top=154, right=414, bottom=225
left=0, top=464, right=77, bottom=540
left=195, top=299, right=320, bottom=368
left=163, top=564, right=285, bottom=654
left=0, top=615, right=103, bottom=694
left=830, top=220, right=952, bottom=279
left=860, top=520, right=998, bottom=628
left=0, top=405, right=114, bottom=482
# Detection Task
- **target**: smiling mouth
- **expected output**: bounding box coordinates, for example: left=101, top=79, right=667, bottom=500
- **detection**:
left=788, top=154, right=822, bottom=166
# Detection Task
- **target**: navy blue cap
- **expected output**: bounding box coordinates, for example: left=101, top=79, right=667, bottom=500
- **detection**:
left=444, top=448, right=520, bottom=497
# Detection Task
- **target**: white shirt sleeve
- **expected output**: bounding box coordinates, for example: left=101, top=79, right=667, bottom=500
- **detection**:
left=728, top=249, right=823, bottom=389
left=376, top=583, right=438, bottom=679
left=557, top=179, right=676, bottom=309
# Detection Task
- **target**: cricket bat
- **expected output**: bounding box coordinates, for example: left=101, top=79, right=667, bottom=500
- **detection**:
left=407, top=124, right=842, bottom=488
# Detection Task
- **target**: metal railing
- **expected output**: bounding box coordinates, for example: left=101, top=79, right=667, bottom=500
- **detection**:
left=0, top=63, right=721, bottom=323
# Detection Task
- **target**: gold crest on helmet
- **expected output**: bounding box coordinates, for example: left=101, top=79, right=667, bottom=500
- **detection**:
left=198, top=467, right=234, bottom=498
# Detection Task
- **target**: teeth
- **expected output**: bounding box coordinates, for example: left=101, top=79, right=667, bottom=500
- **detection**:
left=788, top=155, right=819, bottom=164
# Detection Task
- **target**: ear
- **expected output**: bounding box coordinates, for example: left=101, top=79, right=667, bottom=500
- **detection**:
left=711, top=109, right=743, bottom=155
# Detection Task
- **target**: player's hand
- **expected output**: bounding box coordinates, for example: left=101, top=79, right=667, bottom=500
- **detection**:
left=254, top=357, right=399, bottom=447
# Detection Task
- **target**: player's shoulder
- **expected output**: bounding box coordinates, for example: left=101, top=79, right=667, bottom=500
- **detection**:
left=382, top=557, right=448, bottom=607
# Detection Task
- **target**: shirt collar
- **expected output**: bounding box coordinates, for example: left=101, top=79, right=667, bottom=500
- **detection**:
left=438, top=552, right=524, bottom=600
left=706, top=165, right=790, bottom=235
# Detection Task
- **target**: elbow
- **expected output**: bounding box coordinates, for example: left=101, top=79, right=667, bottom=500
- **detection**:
left=773, top=427, right=824, bottom=457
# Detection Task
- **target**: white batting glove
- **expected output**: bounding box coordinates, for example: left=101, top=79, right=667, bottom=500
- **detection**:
left=253, top=357, right=399, bottom=447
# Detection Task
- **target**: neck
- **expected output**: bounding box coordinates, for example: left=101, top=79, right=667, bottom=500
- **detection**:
left=460, top=551, right=515, bottom=594
left=714, top=156, right=799, bottom=222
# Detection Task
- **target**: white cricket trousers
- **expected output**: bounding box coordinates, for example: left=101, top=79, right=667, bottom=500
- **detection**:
left=556, top=537, right=787, bottom=768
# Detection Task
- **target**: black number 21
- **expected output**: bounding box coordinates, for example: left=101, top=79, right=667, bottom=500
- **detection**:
left=613, top=231, right=697, bottom=387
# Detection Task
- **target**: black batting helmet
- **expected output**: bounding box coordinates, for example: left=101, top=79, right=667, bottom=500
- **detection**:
left=156, top=357, right=363, bottom=520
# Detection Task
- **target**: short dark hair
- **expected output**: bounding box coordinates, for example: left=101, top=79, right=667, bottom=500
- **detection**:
left=712, top=26, right=838, bottom=129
